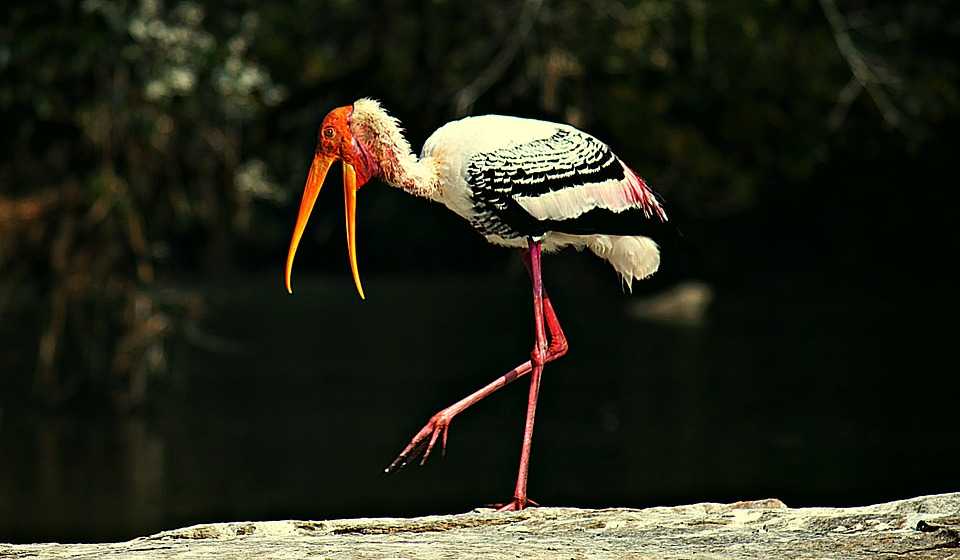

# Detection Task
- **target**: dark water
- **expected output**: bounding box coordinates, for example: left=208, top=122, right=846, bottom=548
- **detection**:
left=1, top=256, right=958, bottom=543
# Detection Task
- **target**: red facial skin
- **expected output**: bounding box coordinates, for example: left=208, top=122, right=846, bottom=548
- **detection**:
left=317, top=106, right=379, bottom=187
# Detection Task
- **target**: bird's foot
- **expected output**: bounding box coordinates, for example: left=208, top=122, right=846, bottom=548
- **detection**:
left=493, top=496, right=539, bottom=512
left=385, top=410, right=452, bottom=472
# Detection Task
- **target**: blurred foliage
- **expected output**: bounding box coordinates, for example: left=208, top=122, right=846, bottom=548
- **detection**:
left=0, top=0, right=285, bottom=407
left=1, top=0, right=958, bottom=408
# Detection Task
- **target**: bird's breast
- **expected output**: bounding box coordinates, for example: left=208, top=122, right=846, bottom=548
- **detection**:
left=420, top=115, right=569, bottom=228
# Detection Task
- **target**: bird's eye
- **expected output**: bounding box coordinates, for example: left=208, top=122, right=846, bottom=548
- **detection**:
left=323, top=127, right=335, bottom=139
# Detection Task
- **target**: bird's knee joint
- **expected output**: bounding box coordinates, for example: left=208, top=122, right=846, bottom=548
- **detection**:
left=550, top=339, right=569, bottom=358
left=531, top=347, right=547, bottom=367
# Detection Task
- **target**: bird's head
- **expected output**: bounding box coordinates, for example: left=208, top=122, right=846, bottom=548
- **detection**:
left=284, top=104, right=380, bottom=299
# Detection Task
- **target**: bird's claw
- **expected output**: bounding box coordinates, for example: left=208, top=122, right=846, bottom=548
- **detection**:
left=385, top=411, right=452, bottom=473
left=493, top=497, right=539, bottom=512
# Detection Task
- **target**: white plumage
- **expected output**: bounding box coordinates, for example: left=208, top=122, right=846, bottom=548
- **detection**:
left=419, top=114, right=562, bottom=218
left=349, top=98, right=668, bottom=287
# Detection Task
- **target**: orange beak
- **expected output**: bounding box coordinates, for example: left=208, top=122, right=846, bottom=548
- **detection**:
left=284, top=153, right=366, bottom=299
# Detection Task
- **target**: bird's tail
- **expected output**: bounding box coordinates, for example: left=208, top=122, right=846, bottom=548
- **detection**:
left=586, top=235, right=660, bottom=291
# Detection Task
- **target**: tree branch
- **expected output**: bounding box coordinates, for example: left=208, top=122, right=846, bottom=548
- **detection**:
left=819, top=0, right=903, bottom=129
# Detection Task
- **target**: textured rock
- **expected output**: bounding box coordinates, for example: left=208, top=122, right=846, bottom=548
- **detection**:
left=2, top=493, right=958, bottom=559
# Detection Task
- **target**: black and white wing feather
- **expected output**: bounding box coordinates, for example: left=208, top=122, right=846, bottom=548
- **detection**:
left=465, top=128, right=667, bottom=239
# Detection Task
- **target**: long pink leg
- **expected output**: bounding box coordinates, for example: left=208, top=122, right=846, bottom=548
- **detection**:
left=497, top=239, right=547, bottom=511
left=385, top=241, right=567, bottom=474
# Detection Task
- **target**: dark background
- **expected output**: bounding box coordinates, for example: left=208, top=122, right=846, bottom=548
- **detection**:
left=2, top=0, right=959, bottom=544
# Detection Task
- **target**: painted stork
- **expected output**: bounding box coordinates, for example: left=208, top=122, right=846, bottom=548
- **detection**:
left=284, top=99, right=669, bottom=511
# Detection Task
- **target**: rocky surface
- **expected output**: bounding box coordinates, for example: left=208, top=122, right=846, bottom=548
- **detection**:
left=3, top=493, right=958, bottom=559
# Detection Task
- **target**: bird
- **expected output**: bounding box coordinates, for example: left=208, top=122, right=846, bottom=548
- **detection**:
left=284, top=98, right=669, bottom=511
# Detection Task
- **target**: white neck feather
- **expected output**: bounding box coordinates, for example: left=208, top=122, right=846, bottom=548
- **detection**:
left=351, top=98, right=441, bottom=200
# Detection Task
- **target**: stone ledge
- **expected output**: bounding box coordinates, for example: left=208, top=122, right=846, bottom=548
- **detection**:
left=3, top=493, right=958, bottom=559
